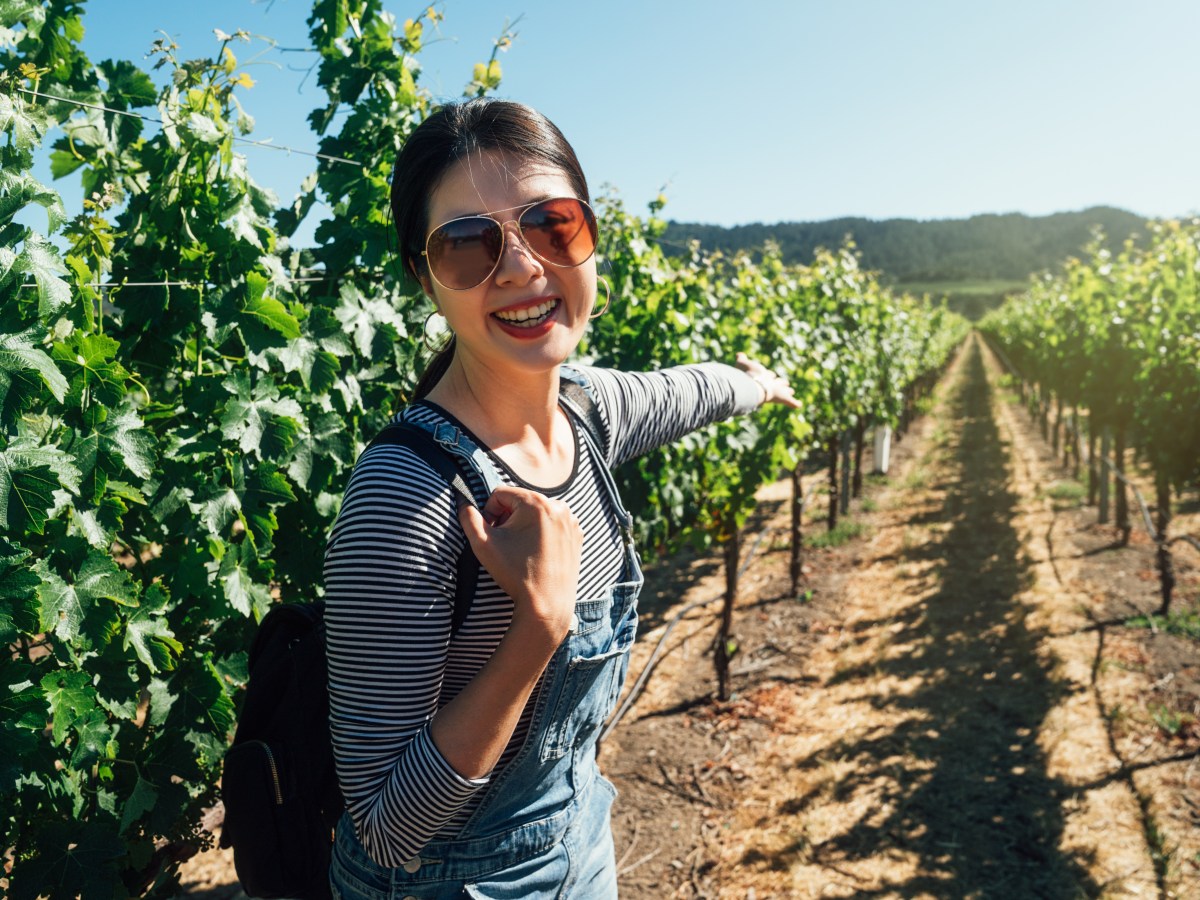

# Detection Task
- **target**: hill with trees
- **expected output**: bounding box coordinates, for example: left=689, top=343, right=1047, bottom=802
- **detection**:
left=663, top=206, right=1148, bottom=319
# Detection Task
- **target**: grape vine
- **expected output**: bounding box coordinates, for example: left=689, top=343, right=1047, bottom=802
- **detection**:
left=981, top=221, right=1200, bottom=613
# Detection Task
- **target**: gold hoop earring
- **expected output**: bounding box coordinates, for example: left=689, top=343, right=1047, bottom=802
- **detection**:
left=423, top=310, right=451, bottom=353
left=590, top=277, right=611, bottom=320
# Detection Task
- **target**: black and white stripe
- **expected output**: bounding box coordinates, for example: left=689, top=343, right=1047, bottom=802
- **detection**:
left=323, top=363, right=762, bottom=866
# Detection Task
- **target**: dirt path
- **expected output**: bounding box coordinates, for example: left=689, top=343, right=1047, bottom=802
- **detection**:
left=605, top=335, right=1196, bottom=899
left=711, top=335, right=1156, bottom=897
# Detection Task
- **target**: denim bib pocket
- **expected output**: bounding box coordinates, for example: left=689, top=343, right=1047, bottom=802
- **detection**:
left=538, top=591, right=637, bottom=762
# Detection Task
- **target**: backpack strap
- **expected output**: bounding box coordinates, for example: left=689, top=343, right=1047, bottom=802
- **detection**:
left=367, top=423, right=480, bottom=637
left=558, top=366, right=609, bottom=463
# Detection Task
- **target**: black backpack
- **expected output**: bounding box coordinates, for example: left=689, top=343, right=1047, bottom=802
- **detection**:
left=219, top=377, right=607, bottom=899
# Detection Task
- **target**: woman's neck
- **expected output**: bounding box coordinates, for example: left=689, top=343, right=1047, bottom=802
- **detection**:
left=424, top=355, right=563, bottom=454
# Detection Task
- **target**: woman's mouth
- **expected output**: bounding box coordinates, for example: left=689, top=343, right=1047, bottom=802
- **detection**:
left=492, top=298, right=561, bottom=329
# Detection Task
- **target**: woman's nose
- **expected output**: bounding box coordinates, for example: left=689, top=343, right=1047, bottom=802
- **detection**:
left=493, top=220, right=544, bottom=285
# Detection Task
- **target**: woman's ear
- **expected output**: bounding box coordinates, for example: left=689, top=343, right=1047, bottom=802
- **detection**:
left=408, top=259, right=436, bottom=303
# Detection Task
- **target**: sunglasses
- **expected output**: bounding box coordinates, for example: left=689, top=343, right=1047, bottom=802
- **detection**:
left=421, top=197, right=599, bottom=291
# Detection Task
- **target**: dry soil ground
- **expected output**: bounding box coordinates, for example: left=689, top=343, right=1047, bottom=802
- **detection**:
left=181, top=335, right=1198, bottom=899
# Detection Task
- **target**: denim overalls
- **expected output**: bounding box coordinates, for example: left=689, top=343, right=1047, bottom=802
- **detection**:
left=330, top=386, right=643, bottom=899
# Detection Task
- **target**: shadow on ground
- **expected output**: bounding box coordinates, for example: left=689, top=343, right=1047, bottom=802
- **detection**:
left=745, top=340, right=1102, bottom=898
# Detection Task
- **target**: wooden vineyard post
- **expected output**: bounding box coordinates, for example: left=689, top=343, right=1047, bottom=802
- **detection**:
left=1155, top=474, right=1175, bottom=616
left=1087, top=420, right=1099, bottom=506
left=714, top=517, right=740, bottom=703
left=1068, top=409, right=1080, bottom=478
left=790, top=464, right=804, bottom=597
left=828, top=434, right=840, bottom=531
left=1115, top=425, right=1131, bottom=545
left=1099, top=428, right=1111, bottom=524
left=1052, top=394, right=1062, bottom=456
left=852, top=421, right=866, bottom=499
left=840, top=432, right=852, bottom=516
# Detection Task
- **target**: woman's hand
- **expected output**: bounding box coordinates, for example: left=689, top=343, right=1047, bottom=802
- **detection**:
left=735, top=352, right=802, bottom=408
left=458, top=485, right=582, bottom=646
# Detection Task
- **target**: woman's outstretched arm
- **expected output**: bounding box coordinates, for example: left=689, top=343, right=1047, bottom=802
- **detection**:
left=573, top=358, right=800, bottom=467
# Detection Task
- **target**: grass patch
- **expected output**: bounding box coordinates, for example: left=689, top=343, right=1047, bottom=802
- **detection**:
left=903, top=467, right=928, bottom=491
left=1043, top=479, right=1086, bottom=510
left=805, top=519, right=870, bottom=549
left=897, top=278, right=1029, bottom=298
left=1148, top=703, right=1192, bottom=738
left=1045, top=480, right=1085, bottom=501
left=1125, top=607, right=1200, bottom=640
left=866, top=473, right=889, bottom=486
left=860, top=497, right=879, bottom=513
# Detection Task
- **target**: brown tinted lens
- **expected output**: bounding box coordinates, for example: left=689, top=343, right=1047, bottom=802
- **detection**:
left=426, top=216, right=503, bottom=289
left=519, top=198, right=598, bottom=268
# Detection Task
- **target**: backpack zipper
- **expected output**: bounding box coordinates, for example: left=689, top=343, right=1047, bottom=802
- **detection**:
left=252, top=741, right=284, bottom=805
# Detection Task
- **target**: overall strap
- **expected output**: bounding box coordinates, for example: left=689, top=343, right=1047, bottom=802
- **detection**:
left=558, top=367, right=632, bottom=535
left=367, top=423, right=480, bottom=637
left=558, top=366, right=609, bottom=463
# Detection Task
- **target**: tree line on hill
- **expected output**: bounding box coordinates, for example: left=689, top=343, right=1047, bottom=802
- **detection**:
left=662, top=206, right=1148, bottom=318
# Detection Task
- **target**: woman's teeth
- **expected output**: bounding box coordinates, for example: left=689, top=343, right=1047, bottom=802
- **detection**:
left=494, top=299, right=559, bottom=327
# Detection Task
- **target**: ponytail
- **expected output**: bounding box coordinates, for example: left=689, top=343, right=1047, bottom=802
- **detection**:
left=412, top=336, right=455, bottom=400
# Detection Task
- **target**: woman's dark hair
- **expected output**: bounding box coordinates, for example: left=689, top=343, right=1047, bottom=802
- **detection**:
left=391, top=99, right=590, bottom=399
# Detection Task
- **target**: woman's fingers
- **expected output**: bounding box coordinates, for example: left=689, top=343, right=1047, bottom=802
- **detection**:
left=735, top=352, right=802, bottom=408
left=478, top=485, right=523, bottom=527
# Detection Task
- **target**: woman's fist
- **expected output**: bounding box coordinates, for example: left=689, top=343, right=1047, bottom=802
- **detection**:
left=457, top=485, right=583, bottom=645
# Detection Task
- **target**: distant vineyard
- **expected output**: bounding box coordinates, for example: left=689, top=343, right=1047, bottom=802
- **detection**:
left=0, top=2, right=965, bottom=895
left=981, top=221, right=1200, bottom=610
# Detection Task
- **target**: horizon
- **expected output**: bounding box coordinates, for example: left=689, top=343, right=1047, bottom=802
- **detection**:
left=665, top=204, right=1164, bottom=229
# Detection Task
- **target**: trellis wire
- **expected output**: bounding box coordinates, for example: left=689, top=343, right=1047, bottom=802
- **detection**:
left=14, top=87, right=362, bottom=166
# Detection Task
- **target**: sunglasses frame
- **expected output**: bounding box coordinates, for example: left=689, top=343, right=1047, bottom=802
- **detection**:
left=420, top=196, right=598, bottom=291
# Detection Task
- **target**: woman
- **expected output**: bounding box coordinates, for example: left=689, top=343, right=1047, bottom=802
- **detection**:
left=323, top=98, right=799, bottom=899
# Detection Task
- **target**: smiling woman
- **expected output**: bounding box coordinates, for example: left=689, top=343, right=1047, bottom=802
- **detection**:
left=320, top=98, right=801, bottom=899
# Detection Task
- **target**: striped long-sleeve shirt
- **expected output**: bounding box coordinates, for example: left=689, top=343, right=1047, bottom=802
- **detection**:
left=323, top=363, right=763, bottom=866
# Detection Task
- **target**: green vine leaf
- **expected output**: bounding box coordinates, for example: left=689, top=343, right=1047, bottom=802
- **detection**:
left=0, top=92, right=47, bottom=152
left=89, top=402, right=156, bottom=482
left=52, top=331, right=132, bottom=409
left=219, top=370, right=302, bottom=459
left=0, top=441, right=81, bottom=534
left=6, top=821, right=126, bottom=900
left=13, top=234, right=71, bottom=317
left=34, top=549, right=139, bottom=645
left=39, top=668, right=95, bottom=745
left=0, top=542, right=39, bottom=642
left=219, top=541, right=272, bottom=619
left=241, top=271, right=300, bottom=338
left=0, top=168, right=67, bottom=233
left=118, top=774, right=159, bottom=835
left=0, top=326, right=69, bottom=423
left=124, top=583, right=183, bottom=673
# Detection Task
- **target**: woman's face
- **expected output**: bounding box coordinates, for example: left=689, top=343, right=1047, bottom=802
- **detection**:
left=420, top=149, right=597, bottom=382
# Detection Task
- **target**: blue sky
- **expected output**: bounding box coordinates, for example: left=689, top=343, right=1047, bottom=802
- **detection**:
left=42, top=0, right=1200, bottom=243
